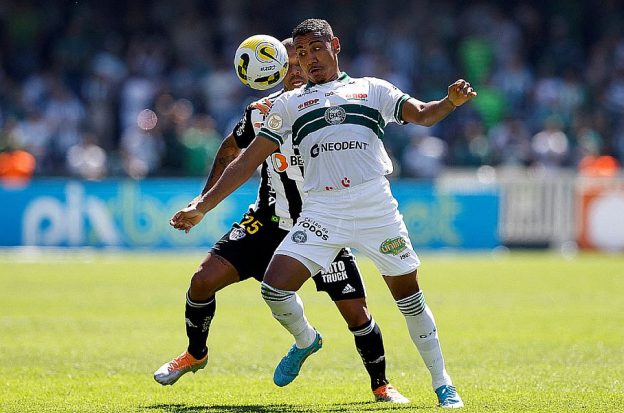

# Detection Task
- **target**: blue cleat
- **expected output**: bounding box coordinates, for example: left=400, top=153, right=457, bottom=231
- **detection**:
left=435, top=385, right=464, bottom=408
left=273, top=332, right=323, bottom=387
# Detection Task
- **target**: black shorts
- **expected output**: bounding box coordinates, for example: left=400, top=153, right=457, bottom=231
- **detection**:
left=211, top=210, right=366, bottom=301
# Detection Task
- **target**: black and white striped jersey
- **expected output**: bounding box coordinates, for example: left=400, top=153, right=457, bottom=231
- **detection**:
left=232, top=89, right=305, bottom=228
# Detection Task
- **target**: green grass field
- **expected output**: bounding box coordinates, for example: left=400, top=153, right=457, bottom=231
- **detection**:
left=1, top=250, right=623, bottom=412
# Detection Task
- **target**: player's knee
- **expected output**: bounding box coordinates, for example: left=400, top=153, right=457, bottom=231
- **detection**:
left=262, top=267, right=294, bottom=290
left=384, top=270, right=420, bottom=300
left=189, top=267, right=218, bottom=297
left=335, top=299, right=370, bottom=328
left=344, top=312, right=370, bottom=329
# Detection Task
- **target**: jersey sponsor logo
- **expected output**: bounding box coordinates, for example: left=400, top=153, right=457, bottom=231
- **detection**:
left=271, top=153, right=303, bottom=172
left=229, top=227, right=247, bottom=241
left=346, top=93, right=368, bottom=101
left=291, top=230, right=307, bottom=243
left=290, top=155, right=304, bottom=166
left=298, top=98, right=320, bottom=111
left=267, top=113, right=283, bottom=130
left=236, top=125, right=245, bottom=136
left=324, top=106, right=347, bottom=125
left=310, top=140, right=369, bottom=158
left=300, top=217, right=329, bottom=240
left=379, top=236, right=408, bottom=255
left=342, top=284, right=356, bottom=294
left=341, top=177, right=350, bottom=188
left=271, top=153, right=289, bottom=172
left=297, top=88, right=318, bottom=97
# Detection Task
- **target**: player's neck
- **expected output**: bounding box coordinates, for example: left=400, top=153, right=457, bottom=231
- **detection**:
left=323, top=68, right=340, bottom=83
left=311, top=68, right=342, bottom=86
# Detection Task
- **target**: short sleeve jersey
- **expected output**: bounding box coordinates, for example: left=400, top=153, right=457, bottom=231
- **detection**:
left=258, top=72, right=410, bottom=192
left=232, top=89, right=305, bottom=221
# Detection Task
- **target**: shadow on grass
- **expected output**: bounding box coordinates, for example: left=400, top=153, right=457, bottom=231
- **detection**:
left=142, top=402, right=426, bottom=412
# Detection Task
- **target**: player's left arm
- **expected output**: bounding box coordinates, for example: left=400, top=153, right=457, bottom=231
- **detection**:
left=401, top=79, right=477, bottom=127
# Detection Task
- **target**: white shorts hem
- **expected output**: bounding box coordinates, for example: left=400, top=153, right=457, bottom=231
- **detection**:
left=274, top=250, right=323, bottom=276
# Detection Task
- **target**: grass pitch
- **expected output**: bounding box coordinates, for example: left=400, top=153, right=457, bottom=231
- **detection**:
left=1, top=250, right=622, bottom=412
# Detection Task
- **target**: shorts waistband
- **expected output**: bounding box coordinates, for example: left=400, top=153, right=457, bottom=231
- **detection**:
left=272, top=215, right=294, bottom=230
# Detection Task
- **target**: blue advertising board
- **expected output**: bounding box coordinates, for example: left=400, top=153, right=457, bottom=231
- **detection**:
left=0, top=179, right=499, bottom=249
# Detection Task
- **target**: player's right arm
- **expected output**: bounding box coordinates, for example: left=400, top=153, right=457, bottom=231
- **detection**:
left=170, top=136, right=279, bottom=232
left=197, top=133, right=241, bottom=197
left=171, top=96, right=291, bottom=232
left=185, top=102, right=254, bottom=205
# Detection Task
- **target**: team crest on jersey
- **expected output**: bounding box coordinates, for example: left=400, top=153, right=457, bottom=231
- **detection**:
left=271, top=153, right=289, bottom=172
left=379, top=236, right=408, bottom=255
left=291, top=230, right=307, bottom=243
left=267, top=113, right=283, bottom=130
left=229, top=228, right=246, bottom=241
left=324, top=106, right=346, bottom=125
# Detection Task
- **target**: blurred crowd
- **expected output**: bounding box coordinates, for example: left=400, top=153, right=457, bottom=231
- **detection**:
left=0, top=0, right=622, bottom=181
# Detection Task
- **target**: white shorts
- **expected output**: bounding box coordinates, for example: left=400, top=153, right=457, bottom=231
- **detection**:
left=276, top=176, right=420, bottom=276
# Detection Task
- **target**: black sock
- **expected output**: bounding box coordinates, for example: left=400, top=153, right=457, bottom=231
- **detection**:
left=185, top=291, right=216, bottom=360
left=350, top=318, right=389, bottom=391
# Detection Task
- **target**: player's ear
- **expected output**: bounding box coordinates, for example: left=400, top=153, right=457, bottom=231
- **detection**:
left=331, top=37, right=341, bottom=54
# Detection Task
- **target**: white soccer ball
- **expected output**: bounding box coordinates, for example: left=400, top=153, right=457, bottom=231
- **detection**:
left=234, top=34, right=288, bottom=90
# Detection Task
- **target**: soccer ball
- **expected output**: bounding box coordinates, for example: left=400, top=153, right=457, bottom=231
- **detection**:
left=234, top=34, right=288, bottom=90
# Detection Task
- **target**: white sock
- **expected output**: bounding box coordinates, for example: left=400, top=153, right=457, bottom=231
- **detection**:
left=397, top=291, right=453, bottom=390
left=261, top=282, right=317, bottom=348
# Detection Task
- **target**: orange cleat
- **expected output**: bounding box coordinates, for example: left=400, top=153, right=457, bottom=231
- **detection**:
left=153, top=351, right=208, bottom=385
left=373, top=383, right=410, bottom=404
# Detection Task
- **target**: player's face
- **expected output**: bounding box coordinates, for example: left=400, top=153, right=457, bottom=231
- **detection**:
left=282, top=46, right=306, bottom=91
left=294, top=32, right=340, bottom=84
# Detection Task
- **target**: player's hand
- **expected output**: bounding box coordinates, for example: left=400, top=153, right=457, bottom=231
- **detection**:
left=447, top=79, right=477, bottom=107
left=169, top=206, right=205, bottom=233
left=250, top=97, right=273, bottom=115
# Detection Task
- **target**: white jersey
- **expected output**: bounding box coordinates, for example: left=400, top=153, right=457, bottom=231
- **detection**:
left=258, top=73, right=410, bottom=192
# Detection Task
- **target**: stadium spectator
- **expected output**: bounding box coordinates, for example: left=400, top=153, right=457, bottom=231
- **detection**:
left=0, top=1, right=622, bottom=178
left=0, top=146, right=36, bottom=184
left=489, top=115, right=532, bottom=166
left=401, top=130, right=448, bottom=179
left=531, top=115, right=571, bottom=170
left=65, top=132, right=108, bottom=180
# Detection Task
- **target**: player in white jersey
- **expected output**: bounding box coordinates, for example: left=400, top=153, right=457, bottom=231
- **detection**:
left=155, top=38, right=409, bottom=404
left=171, top=20, right=476, bottom=408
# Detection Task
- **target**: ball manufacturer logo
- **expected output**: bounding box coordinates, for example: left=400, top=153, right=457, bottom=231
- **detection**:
left=255, top=42, right=280, bottom=63
left=271, top=153, right=289, bottom=172
left=291, top=230, right=307, bottom=244
left=267, top=114, right=283, bottom=130
left=379, top=236, right=408, bottom=255
left=324, top=106, right=347, bottom=125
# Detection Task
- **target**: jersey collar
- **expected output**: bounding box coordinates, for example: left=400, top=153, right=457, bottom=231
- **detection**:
left=305, top=71, right=350, bottom=88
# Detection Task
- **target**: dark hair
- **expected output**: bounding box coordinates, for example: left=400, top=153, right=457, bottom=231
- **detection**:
left=292, top=19, right=333, bottom=41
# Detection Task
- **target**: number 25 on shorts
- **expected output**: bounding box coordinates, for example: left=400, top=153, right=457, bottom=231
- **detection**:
left=241, top=215, right=264, bottom=234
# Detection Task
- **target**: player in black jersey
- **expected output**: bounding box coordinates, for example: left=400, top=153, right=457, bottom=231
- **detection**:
left=154, top=38, right=408, bottom=403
